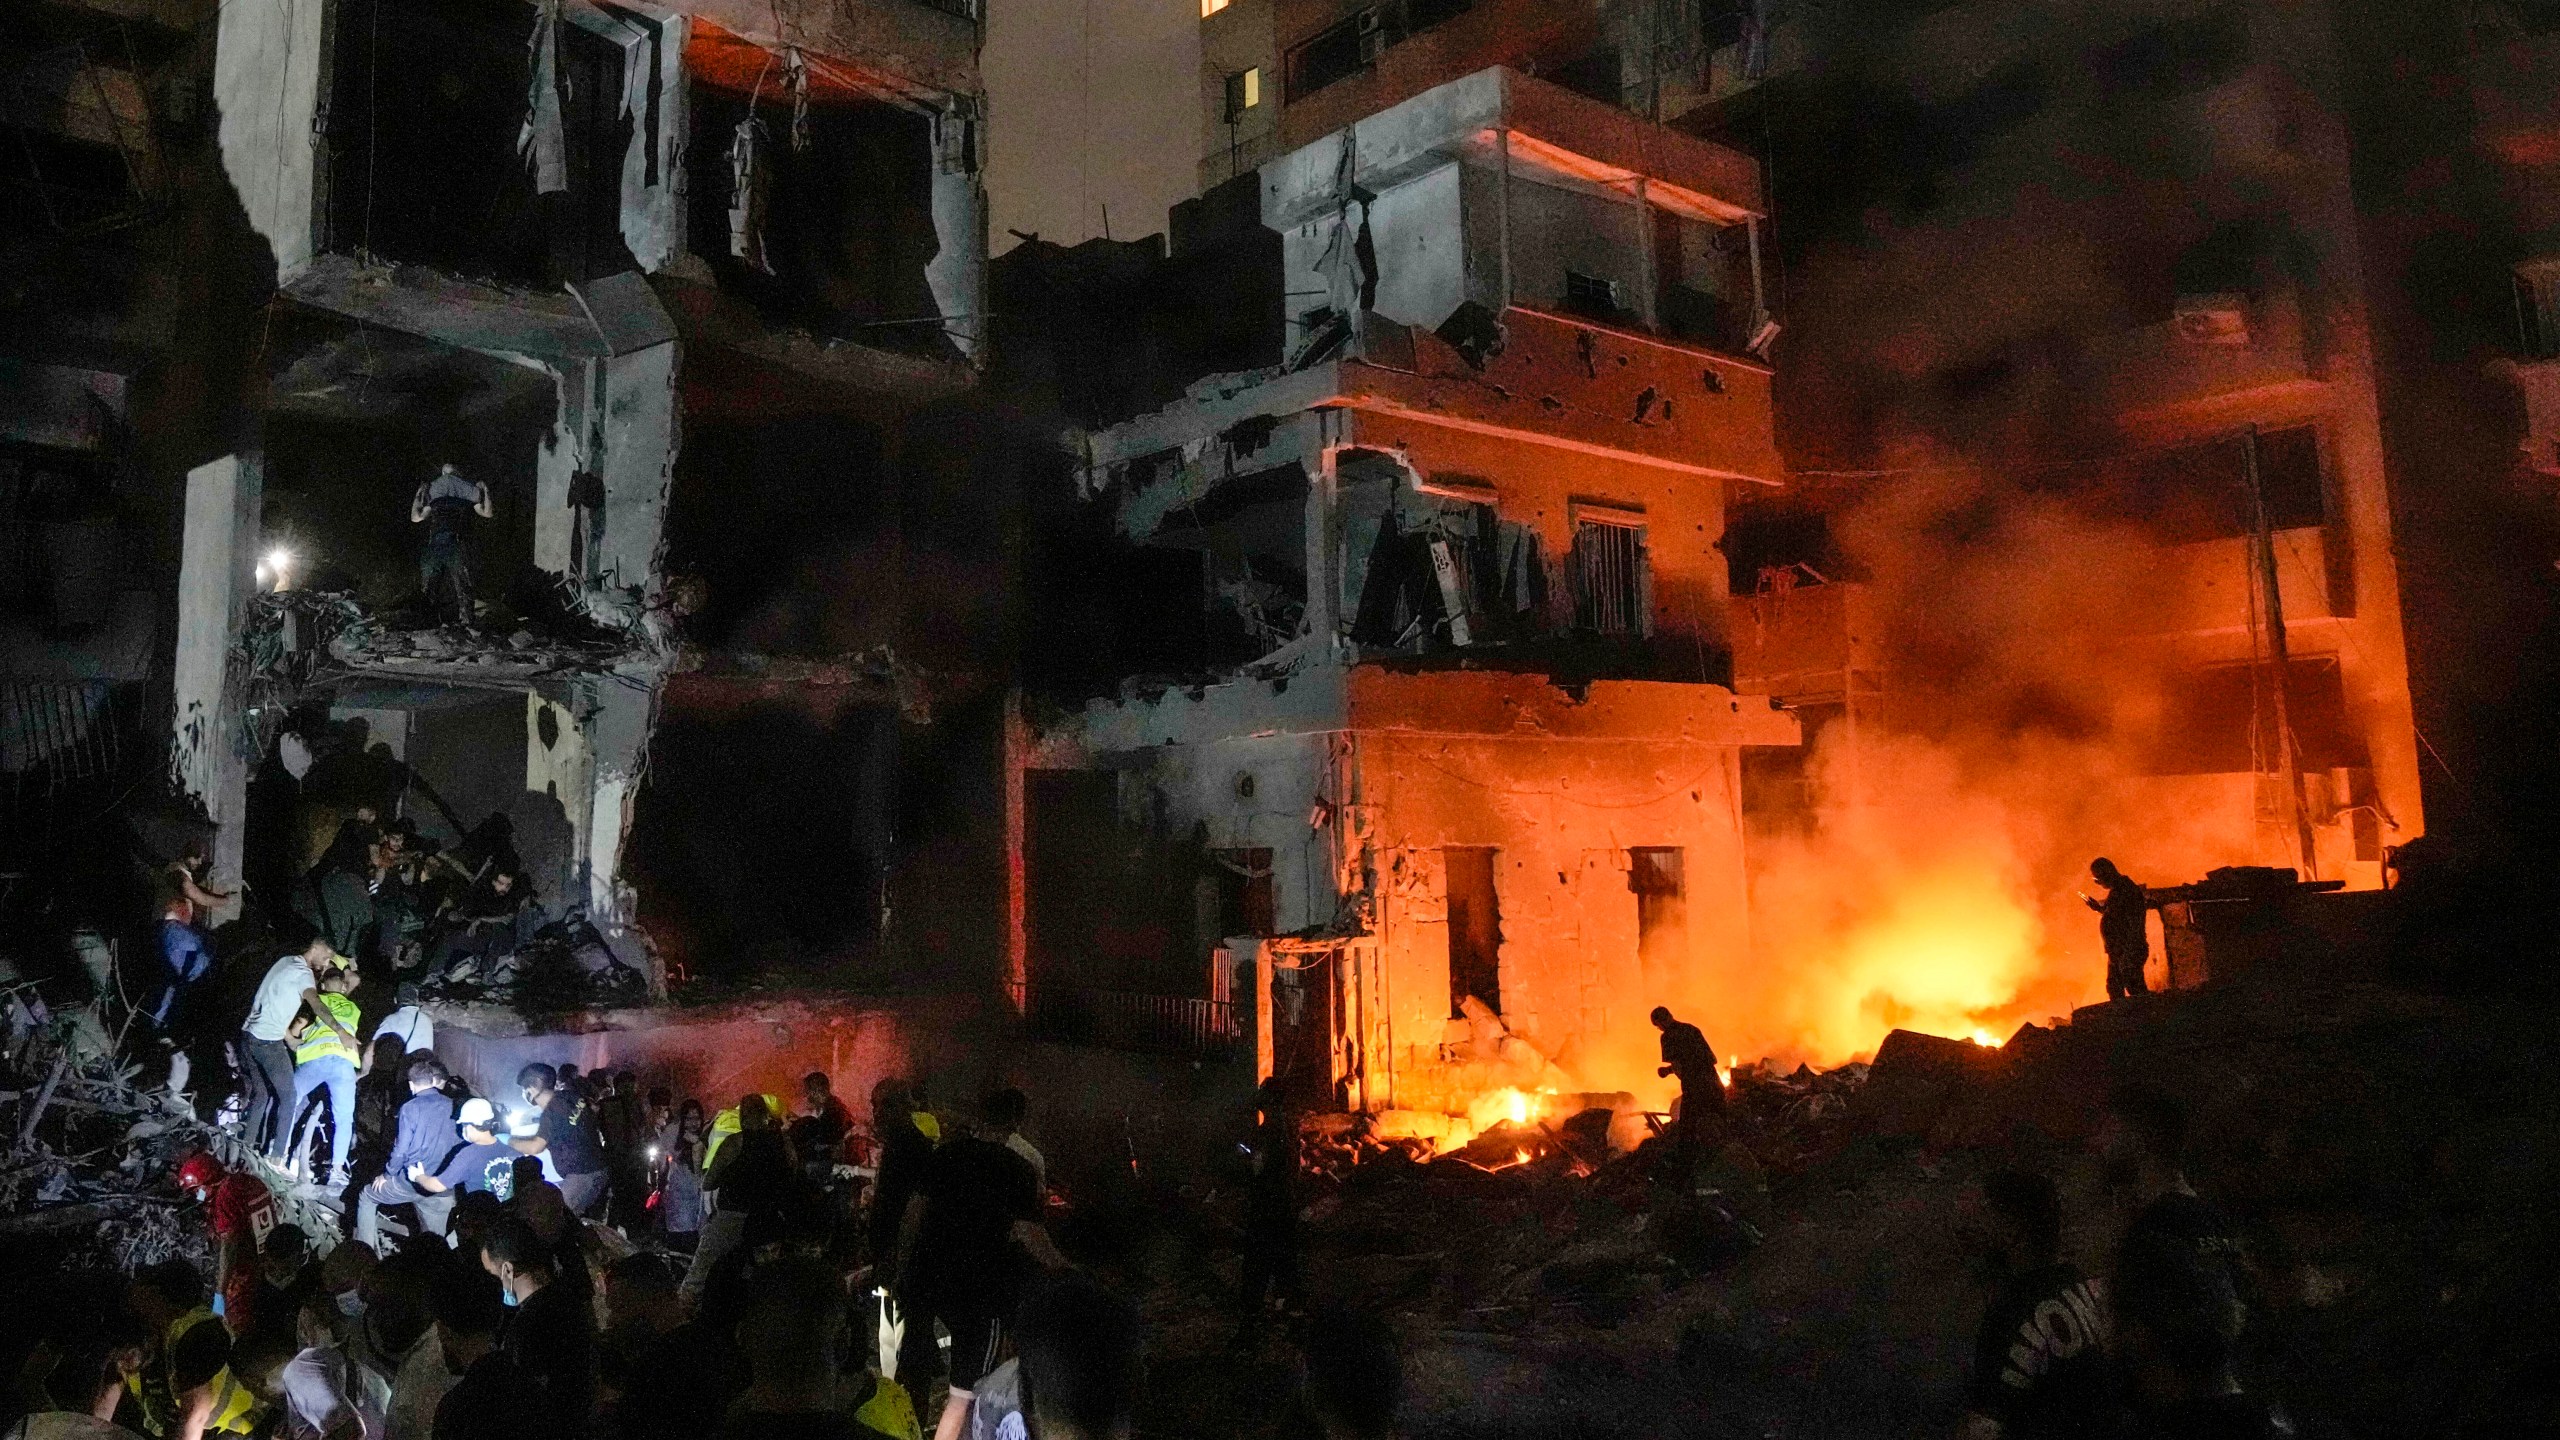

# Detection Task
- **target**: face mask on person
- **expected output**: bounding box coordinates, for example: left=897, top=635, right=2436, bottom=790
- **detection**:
left=501, top=1285, right=521, bottom=1308
left=335, top=1289, right=366, bottom=1319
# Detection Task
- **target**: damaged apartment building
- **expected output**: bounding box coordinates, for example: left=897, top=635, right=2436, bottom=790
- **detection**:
left=1008, top=9, right=1801, bottom=1117
left=1686, top=0, right=2560, bottom=885
left=7, top=0, right=996, bottom=986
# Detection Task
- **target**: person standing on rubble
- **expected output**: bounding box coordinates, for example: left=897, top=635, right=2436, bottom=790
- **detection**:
left=410, top=462, right=491, bottom=626
left=177, top=1152, right=280, bottom=1338
left=286, top=966, right=367, bottom=1188
left=2085, top=858, right=2152, bottom=1001
left=241, top=939, right=360, bottom=1164
left=1651, top=1006, right=1724, bottom=1154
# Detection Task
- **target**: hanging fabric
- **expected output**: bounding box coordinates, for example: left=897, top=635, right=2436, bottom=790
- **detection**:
left=729, top=117, right=771, bottom=272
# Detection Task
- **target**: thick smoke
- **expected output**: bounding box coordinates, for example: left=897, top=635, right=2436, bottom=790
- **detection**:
left=1716, top=464, right=2260, bottom=1066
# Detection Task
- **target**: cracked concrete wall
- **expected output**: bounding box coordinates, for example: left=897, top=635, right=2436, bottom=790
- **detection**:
left=214, top=0, right=324, bottom=278
left=574, top=672, right=657, bottom=921
left=170, top=455, right=262, bottom=886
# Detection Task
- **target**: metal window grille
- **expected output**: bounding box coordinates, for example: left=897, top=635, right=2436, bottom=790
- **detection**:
left=1572, top=519, right=1646, bottom=635
left=1018, top=984, right=1242, bottom=1059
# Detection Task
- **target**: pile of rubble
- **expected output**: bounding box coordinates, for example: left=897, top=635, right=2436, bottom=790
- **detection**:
left=0, top=979, right=337, bottom=1272
left=245, top=589, right=646, bottom=686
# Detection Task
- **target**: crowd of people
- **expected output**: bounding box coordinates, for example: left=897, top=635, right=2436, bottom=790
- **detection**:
left=8, top=1038, right=1173, bottom=1440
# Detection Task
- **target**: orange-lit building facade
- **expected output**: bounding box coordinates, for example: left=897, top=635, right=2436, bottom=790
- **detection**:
left=1014, top=65, right=1793, bottom=1114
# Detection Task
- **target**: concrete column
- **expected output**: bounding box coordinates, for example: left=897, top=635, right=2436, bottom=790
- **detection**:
left=215, top=0, right=326, bottom=277
left=573, top=672, right=657, bottom=924
left=927, top=105, right=989, bottom=366
left=171, top=455, right=263, bottom=897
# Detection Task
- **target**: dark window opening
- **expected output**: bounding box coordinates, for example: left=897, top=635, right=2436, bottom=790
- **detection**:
left=1285, top=0, right=1476, bottom=100
left=1542, top=48, right=1625, bottom=105
left=1571, top=518, right=1647, bottom=635
left=322, top=0, right=634, bottom=287
left=2115, top=426, right=2324, bottom=543
left=1630, top=846, right=1686, bottom=976
left=1209, top=847, right=1276, bottom=939
left=1223, top=68, right=1261, bottom=122
left=1562, top=270, right=1628, bottom=323
left=2149, top=653, right=2360, bottom=775
left=1445, top=846, right=1501, bottom=1017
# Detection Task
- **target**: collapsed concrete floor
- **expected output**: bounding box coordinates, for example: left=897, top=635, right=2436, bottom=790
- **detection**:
left=1092, top=948, right=2560, bottom=1439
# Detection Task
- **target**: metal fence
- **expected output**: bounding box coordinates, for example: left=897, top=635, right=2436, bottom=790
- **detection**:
left=1017, top=984, right=1243, bottom=1060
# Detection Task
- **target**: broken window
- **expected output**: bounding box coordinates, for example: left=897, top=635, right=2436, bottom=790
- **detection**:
left=322, top=0, right=638, bottom=286
left=1445, top=846, right=1501, bottom=1017
left=1571, top=513, right=1649, bottom=636
left=1285, top=0, right=1475, bottom=100
left=1345, top=465, right=1544, bottom=650
left=1224, top=68, right=1262, bottom=122
left=2150, top=653, right=2360, bottom=775
left=2117, top=426, right=2325, bottom=543
left=1655, top=212, right=1757, bottom=353
left=1563, top=270, right=1627, bottom=323
left=1630, top=847, right=1686, bottom=976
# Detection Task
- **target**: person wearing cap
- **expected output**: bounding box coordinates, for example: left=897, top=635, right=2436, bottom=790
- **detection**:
left=353, top=1055, right=459, bottom=1250
left=240, top=937, right=358, bottom=1164
left=404, top=1098, right=521, bottom=1244
left=177, top=1151, right=280, bottom=1338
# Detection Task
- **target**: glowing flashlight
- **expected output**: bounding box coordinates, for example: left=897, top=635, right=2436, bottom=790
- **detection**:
left=259, top=548, right=295, bottom=591
left=646, top=1145, right=661, bottom=1161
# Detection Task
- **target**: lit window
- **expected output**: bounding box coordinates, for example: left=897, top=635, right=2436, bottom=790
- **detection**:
left=1223, top=67, right=1260, bottom=120
left=1202, top=0, right=1229, bottom=16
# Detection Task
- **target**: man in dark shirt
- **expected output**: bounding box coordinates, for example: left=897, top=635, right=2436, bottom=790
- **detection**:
left=412, top=1097, right=522, bottom=1214
left=2085, top=858, right=2152, bottom=1001
left=2113, top=1231, right=2293, bottom=1439
left=602, top=1252, right=739, bottom=1440
left=1651, top=1005, right=1725, bottom=1153
left=411, top=462, right=492, bottom=625
left=2098, top=1085, right=2250, bottom=1328
left=867, top=1077, right=935, bottom=1379
left=901, top=1090, right=1064, bottom=1436
left=481, top=1217, right=594, bottom=1432
left=430, top=1256, right=538, bottom=1440
left=512, top=1062, right=609, bottom=1216
left=356, top=1056, right=459, bottom=1250
left=1960, top=1171, right=2110, bottom=1439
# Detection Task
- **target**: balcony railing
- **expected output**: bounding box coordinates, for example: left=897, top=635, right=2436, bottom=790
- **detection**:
left=1014, top=983, right=1243, bottom=1059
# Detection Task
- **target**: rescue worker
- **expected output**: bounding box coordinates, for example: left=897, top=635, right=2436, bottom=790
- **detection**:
left=174, top=1151, right=278, bottom=1338
left=2086, top=858, right=2151, bottom=1001
left=92, top=1261, right=268, bottom=1437
left=286, top=966, right=366, bottom=1187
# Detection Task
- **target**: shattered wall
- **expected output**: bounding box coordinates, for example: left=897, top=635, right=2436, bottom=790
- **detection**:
left=1032, top=666, right=1795, bottom=1113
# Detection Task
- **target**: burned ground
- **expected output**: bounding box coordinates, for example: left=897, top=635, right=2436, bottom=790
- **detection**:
left=1076, top=914, right=2560, bottom=1439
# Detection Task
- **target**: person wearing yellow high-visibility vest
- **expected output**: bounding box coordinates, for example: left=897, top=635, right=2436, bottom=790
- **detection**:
left=93, top=1262, right=267, bottom=1437
left=284, top=967, right=365, bottom=1187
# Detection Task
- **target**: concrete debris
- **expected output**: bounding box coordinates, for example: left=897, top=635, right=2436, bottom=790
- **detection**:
left=0, top=983, right=339, bottom=1270
left=245, top=590, right=642, bottom=686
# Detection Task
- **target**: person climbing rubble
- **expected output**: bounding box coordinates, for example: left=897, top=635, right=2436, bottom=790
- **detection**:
left=239, top=940, right=358, bottom=1166
left=409, top=463, right=491, bottom=627
left=284, top=968, right=365, bottom=1188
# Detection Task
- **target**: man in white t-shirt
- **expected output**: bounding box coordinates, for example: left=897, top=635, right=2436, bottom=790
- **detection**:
left=241, top=938, right=356, bottom=1162
left=374, top=1004, right=434, bottom=1057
